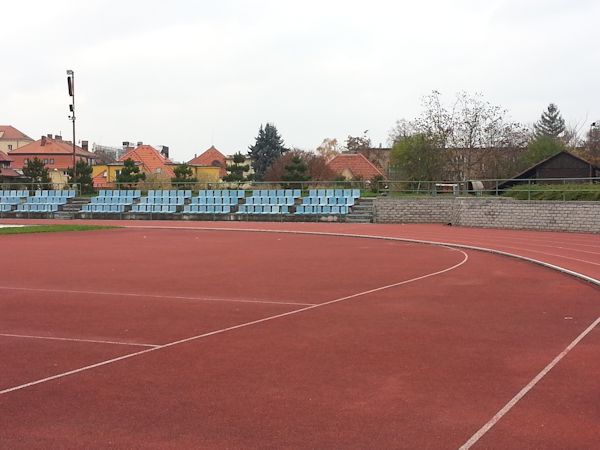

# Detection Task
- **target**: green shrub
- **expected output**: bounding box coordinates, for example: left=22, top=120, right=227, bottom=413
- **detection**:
left=503, top=184, right=600, bottom=201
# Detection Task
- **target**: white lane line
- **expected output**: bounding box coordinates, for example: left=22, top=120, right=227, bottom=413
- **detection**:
left=0, top=333, right=159, bottom=348
left=0, top=286, right=313, bottom=307
left=0, top=248, right=468, bottom=396
left=121, top=225, right=600, bottom=285
left=458, top=316, right=600, bottom=450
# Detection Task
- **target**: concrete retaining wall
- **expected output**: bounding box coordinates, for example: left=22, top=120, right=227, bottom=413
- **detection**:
left=374, top=197, right=600, bottom=233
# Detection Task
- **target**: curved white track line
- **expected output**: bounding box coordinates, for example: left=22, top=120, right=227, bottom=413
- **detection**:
left=0, top=286, right=313, bottom=307
left=0, top=333, right=158, bottom=348
left=0, top=246, right=468, bottom=396
left=123, top=225, right=600, bottom=286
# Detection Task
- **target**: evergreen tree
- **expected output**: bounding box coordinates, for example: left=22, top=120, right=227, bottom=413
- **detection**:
left=223, top=152, right=250, bottom=182
left=534, top=103, right=566, bottom=139
left=22, top=157, right=51, bottom=190
left=171, top=164, right=198, bottom=188
left=248, top=123, right=288, bottom=181
left=67, top=160, right=94, bottom=194
left=116, top=158, right=146, bottom=187
left=282, top=156, right=310, bottom=182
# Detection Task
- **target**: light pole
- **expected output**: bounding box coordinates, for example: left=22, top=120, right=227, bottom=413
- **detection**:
left=67, top=69, right=76, bottom=186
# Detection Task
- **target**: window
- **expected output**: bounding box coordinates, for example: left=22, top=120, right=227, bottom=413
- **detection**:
left=7, top=144, right=12, bottom=151
left=50, top=159, right=55, bottom=164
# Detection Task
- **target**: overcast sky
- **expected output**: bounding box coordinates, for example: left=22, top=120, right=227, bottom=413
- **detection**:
left=2, top=0, right=599, bottom=161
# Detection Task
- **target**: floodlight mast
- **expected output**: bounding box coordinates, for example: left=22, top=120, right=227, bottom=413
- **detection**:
left=67, top=70, right=76, bottom=184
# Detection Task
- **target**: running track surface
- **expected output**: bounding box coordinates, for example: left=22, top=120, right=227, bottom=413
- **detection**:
left=0, top=221, right=599, bottom=449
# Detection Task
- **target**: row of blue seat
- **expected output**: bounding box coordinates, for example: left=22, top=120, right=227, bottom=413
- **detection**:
left=16, top=204, right=59, bottom=212
left=82, top=204, right=127, bottom=213
left=147, top=190, right=192, bottom=198
left=301, top=197, right=355, bottom=206
left=0, top=204, right=13, bottom=211
left=131, top=205, right=178, bottom=213
left=296, top=205, right=350, bottom=214
left=34, top=190, right=76, bottom=198
left=91, top=197, right=136, bottom=205
left=308, top=189, right=360, bottom=198
left=183, top=205, right=233, bottom=214
left=190, top=197, right=239, bottom=205
left=98, top=190, right=141, bottom=198
left=25, top=197, right=70, bottom=204
left=250, top=189, right=302, bottom=198
left=140, top=197, right=185, bottom=205
left=237, top=205, right=289, bottom=214
left=0, top=190, right=29, bottom=198
left=245, top=197, right=295, bottom=206
left=197, top=190, right=246, bottom=198
left=0, top=197, right=22, bottom=205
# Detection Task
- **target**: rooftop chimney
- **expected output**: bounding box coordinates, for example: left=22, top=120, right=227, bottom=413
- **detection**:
left=55, top=135, right=62, bottom=141
left=41, top=135, right=47, bottom=146
left=81, top=140, right=89, bottom=151
left=47, top=133, right=52, bottom=139
left=160, top=145, right=169, bottom=159
left=137, top=141, right=143, bottom=147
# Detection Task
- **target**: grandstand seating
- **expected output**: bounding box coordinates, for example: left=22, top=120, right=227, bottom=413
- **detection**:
left=183, top=205, right=232, bottom=214
left=16, top=204, right=60, bottom=212
left=182, top=190, right=244, bottom=214
left=15, top=190, right=75, bottom=213
left=82, top=190, right=142, bottom=214
left=0, top=197, right=23, bottom=206
left=0, top=190, right=30, bottom=211
left=131, top=190, right=192, bottom=213
left=130, top=204, right=178, bottom=213
left=0, top=190, right=29, bottom=198
left=235, top=189, right=300, bottom=215
left=76, top=188, right=362, bottom=216
left=33, top=190, right=76, bottom=198
left=295, top=189, right=360, bottom=214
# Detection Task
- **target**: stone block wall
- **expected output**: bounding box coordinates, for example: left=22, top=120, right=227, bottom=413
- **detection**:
left=374, top=197, right=600, bottom=233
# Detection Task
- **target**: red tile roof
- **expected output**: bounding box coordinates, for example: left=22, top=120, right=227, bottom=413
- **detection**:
left=0, top=150, right=13, bottom=162
left=327, top=153, right=384, bottom=180
left=188, top=146, right=227, bottom=177
left=0, top=167, right=22, bottom=178
left=119, top=144, right=175, bottom=177
left=9, top=136, right=96, bottom=158
left=0, top=125, right=33, bottom=141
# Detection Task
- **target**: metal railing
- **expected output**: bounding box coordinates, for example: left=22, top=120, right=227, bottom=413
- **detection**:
left=93, top=180, right=375, bottom=194
left=377, top=177, right=600, bottom=201
left=0, top=182, right=81, bottom=194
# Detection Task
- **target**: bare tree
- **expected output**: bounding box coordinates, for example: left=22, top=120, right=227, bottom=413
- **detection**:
left=345, top=131, right=371, bottom=153
left=399, top=91, right=529, bottom=180
left=315, top=138, right=342, bottom=162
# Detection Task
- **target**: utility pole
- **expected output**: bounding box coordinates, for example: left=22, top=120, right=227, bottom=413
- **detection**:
left=67, top=70, right=76, bottom=185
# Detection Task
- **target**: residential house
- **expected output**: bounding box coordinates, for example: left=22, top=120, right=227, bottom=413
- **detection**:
left=327, top=153, right=385, bottom=181
left=0, top=125, right=33, bottom=153
left=188, top=146, right=228, bottom=178
left=0, top=150, right=26, bottom=182
left=92, top=143, right=222, bottom=187
left=8, top=134, right=96, bottom=185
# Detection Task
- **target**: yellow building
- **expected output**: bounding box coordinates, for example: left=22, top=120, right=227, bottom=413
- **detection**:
left=92, top=162, right=220, bottom=187
left=0, top=125, right=33, bottom=153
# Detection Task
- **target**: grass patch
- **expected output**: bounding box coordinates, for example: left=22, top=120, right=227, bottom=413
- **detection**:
left=0, top=224, right=118, bottom=235
left=503, top=184, right=600, bottom=201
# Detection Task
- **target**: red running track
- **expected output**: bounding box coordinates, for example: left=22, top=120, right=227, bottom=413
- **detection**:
left=4, top=219, right=600, bottom=281
left=0, top=224, right=599, bottom=449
